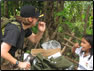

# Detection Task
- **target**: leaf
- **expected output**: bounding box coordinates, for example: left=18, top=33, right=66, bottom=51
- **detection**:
left=82, top=14, right=85, bottom=19
left=89, top=16, right=93, bottom=25
left=31, top=24, right=38, bottom=34
left=86, top=28, right=93, bottom=35
left=56, top=11, right=64, bottom=16
left=58, top=26, right=62, bottom=32
left=26, top=50, right=31, bottom=53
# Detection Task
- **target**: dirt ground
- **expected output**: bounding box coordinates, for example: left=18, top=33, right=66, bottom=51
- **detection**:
left=1, top=65, right=19, bottom=70
left=1, top=63, right=13, bottom=70
left=1, top=65, right=12, bottom=70
left=1, top=61, right=19, bottom=70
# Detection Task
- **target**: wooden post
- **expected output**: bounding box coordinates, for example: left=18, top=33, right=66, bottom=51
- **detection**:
left=62, top=43, right=72, bottom=48
left=61, top=33, right=74, bottom=54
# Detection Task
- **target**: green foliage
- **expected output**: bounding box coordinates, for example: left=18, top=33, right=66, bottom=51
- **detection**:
left=26, top=50, right=31, bottom=53
left=31, top=24, right=38, bottom=34
left=55, top=1, right=93, bottom=37
left=1, top=1, right=4, bottom=16
left=82, top=14, right=86, bottom=20
left=1, top=1, right=93, bottom=40
left=89, top=16, right=93, bottom=25
left=65, top=21, right=73, bottom=29
left=15, top=9, right=20, bottom=16
left=58, top=26, right=63, bottom=33
left=86, top=27, right=93, bottom=35
left=86, top=16, right=93, bottom=35
left=56, top=11, right=64, bottom=16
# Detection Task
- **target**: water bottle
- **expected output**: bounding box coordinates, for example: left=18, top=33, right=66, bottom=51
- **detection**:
left=23, top=53, right=31, bottom=70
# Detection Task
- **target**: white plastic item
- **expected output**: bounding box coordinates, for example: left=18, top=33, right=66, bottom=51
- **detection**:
left=24, top=53, right=29, bottom=61
left=23, top=53, right=31, bottom=64
left=41, top=40, right=61, bottom=50
left=48, top=52, right=61, bottom=59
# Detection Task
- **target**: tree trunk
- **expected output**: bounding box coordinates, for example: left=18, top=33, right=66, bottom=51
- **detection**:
left=4, top=1, right=8, bottom=17
left=51, top=1, right=65, bottom=39
left=43, top=1, right=54, bottom=41
left=83, top=5, right=91, bottom=35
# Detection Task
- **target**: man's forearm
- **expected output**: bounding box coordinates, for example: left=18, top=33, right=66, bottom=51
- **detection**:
left=35, top=31, right=44, bottom=43
left=2, top=52, right=17, bottom=65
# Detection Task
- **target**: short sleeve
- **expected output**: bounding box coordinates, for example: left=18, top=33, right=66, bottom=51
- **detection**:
left=25, top=28, right=32, bottom=38
left=75, top=47, right=82, bottom=56
left=2, top=24, right=20, bottom=47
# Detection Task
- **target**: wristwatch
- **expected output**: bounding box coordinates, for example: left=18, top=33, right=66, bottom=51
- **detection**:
left=15, top=61, right=19, bottom=66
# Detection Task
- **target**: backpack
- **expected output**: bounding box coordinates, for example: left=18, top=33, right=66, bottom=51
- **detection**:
left=1, top=17, right=24, bottom=61
left=30, top=53, right=74, bottom=70
left=1, top=17, right=21, bottom=36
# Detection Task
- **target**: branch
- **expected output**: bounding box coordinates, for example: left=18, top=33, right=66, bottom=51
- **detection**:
left=64, top=32, right=81, bottom=41
left=63, top=38, right=75, bottom=45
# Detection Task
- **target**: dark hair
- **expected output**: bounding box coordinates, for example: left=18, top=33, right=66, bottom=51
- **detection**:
left=83, top=34, right=93, bottom=60
left=15, top=16, right=31, bottom=25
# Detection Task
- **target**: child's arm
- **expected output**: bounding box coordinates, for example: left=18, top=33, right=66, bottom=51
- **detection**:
left=72, top=43, right=80, bottom=56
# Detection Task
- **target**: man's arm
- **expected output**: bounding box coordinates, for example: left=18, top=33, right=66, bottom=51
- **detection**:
left=27, top=32, right=43, bottom=43
left=1, top=42, right=17, bottom=64
left=1, top=42, right=30, bottom=69
left=27, top=21, right=46, bottom=43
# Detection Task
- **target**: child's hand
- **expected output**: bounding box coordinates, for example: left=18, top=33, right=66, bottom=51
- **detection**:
left=73, top=43, right=80, bottom=48
left=72, top=43, right=80, bottom=55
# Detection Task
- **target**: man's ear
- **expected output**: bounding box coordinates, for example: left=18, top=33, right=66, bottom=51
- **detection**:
left=28, top=17, right=33, bottom=22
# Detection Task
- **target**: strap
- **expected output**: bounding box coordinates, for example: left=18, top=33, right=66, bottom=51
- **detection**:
left=11, top=21, right=21, bottom=31
left=11, top=21, right=24, bottom=61
left=2, top=28, right=5, bottom=36
left=11, top=21, right=23, bottom=61
left=2, top=21, right=21, bottom=36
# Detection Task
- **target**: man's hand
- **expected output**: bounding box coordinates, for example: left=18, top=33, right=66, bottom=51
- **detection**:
left=18, top=61, right=30, bottom=70
left=38, top=21, right=46, bottom=32
left=28, top=21, right=46, bottom=43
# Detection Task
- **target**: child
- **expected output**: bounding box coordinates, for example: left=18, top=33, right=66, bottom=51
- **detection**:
left=72, top=35, right=93, bottom=70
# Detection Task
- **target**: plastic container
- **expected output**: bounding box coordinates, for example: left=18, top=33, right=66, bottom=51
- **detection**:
left=41, top=40, right=61, bottom=50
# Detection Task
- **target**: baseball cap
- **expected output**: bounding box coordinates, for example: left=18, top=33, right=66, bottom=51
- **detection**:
left=20, top=5, right=44, bottom=18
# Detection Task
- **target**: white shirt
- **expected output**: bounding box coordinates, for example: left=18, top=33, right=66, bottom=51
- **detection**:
left=75, top=47, right=93, bottom=70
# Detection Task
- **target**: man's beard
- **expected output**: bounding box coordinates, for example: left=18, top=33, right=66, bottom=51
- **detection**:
left=23, top=20, right=33, bottom=25
left=23, top=22, right=31, bottom=25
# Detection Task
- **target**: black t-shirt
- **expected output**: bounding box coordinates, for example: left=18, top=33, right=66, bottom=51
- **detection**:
left=2, top=22, right=32, bottom=57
